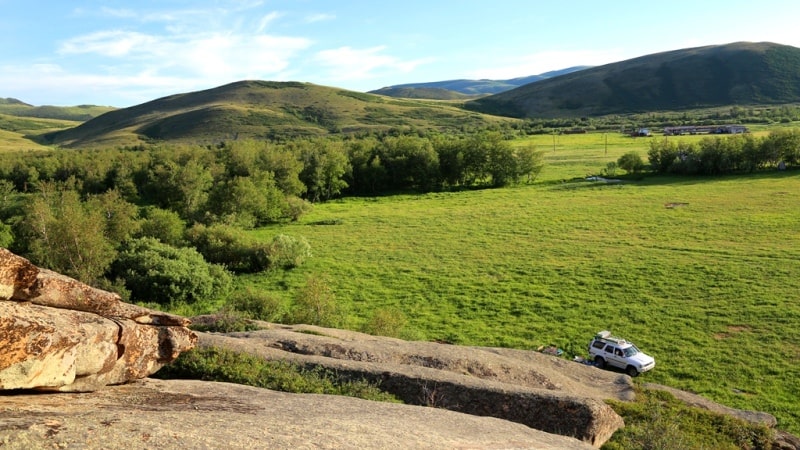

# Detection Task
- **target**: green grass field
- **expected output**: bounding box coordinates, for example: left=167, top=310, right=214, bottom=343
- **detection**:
left=240, top=131, right=800, bottom=434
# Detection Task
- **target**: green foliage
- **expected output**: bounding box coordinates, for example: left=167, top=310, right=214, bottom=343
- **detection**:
left=0, top=220, right=13, bottom=248
left=190, top=307, right=260, bottom=333
left=227, top=287, right=287, bottom=322
left=289, top=275, right=342, bottom=327
left=86, top=189, right=141, bottom=244
left=266, top=234, right=312, bottom=270
left=617, top=151, right=645, bottom=174
left=648, top=130, right=800, bottom=175
left=154, top=346, right=399, bottom=402
left=297, top=139, right=351, bottom=202
left=138, top=206, right=186, bottom=246
left=140, top=147, right=214, bottom=221
left=185, top=223, right=267, bottom=272
left=21, top=185, right=116, bottom=284
left=362, top=307, right=407, bottom=338
left=110, top=237, right=231, bottom=304
left=207, top=170, right=288, bottom=228
left=603, top=387, right=774, bottom=450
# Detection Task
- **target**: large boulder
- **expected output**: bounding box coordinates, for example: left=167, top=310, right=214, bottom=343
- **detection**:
left=0, top=378, right=597, bottom=449
left=0, top=249, right=196, bottom=392
left=198, top=323, right=631, bottom=447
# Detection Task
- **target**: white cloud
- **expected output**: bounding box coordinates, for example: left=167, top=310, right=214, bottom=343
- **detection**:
left=305, top=13, right=335, bottom=23
left=59, top=30, right=159, bottom=57
left=257, top=12, right=282, bottom=33
left=314, top=46, right=432, bottom=82
left=99, top=7, right=139, bottom=19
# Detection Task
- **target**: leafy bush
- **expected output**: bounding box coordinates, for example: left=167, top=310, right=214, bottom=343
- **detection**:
left=362, top=307, right=407, bottom=338
left=190, top=307, right=260, bottom=333
left=110, top=237, right=232, bottom=304
left=138, top=206, right=186, bottom=246
left=267, top=234, right=312, bottom=269
left=154, top=346, right=399, bottom=402
left=617, top=151, right=645, bottom=174
left=227, top=288, right=287, bottom=322
left=604, top=387, right=774, bottom=450
left=289, top=275, right=342, bottom=327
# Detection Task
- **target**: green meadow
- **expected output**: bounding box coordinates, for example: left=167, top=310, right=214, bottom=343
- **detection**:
left=242, top=131, right=800, bottom=433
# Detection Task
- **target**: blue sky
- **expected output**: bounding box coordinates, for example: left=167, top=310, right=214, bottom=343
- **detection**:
left=2, top=0, right=799, bottom=107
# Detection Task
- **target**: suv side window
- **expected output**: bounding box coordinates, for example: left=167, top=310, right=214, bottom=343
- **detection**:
left=604, top=345, right=615, bottom=354
left=592, top=341, right=605, bottom=349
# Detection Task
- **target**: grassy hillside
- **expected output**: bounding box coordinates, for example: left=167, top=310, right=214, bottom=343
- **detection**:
left=0, top=112, right=81, bottom=151
left=367, top=86, right=475, bottom=100
left=468, top=42, right=800, bottom=118
left=0, top=98, right=115, bottom=121
left=43, top=81, right=517, bottom=148
left=229, top=131, right=800, bottom=434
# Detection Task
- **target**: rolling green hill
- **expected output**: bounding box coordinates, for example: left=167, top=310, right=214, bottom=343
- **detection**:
left=467, top=42, right=800, bottom=118
left=367, top=86, right=475, bottom=100
left=0, top=98, right=115, bottom=122
left=43, top=81, right=516, bottom=148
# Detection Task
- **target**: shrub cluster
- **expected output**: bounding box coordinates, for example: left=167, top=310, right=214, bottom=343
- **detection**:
left=154, top=346, right=399, bottom=403
left=648, top=129, right=800, bottom=175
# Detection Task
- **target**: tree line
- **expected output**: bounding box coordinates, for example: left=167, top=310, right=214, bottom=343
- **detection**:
left=0, top=131, right=543, bottom=307
left=647, top=128, right=800, bottom=175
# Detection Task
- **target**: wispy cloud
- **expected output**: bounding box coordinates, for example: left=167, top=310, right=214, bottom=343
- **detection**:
left=256, top=11, right=282, bottom=33
left=59, top=30, right=159, bottom=57
left=305, top=13, right=335, bottom=23
left=314, top=46, right=432, bottom=82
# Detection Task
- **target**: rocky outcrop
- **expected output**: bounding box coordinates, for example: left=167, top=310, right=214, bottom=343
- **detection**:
left=0, top=249, right=196, bottom=392
left=198, top=323, right=631, bottom=447
left=0, top=378, right=597, bottom=449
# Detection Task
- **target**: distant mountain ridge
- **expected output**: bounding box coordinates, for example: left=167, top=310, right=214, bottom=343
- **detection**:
left=369, top=67, right=590, bottom=99
left=467, top=42, right=800, bottom=118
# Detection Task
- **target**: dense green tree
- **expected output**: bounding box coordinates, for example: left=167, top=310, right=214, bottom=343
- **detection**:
left=22, top=186, right=115, bottom=284
left=765, top=128, right=800, bottom=166
left=378, top=135, right=440, bottom=191
left=515, top=145, right=545, bottom=183
left=482, top=132, right=518, bottom=186
left=345, top=138, right=385, bottom=194
left=617, top=151, right=645, bottom=174
left=0, top=220, right=14, bottom=248
left=111, top=237, right=231, bottom=304
left=86, top=189, right=141, bottom=245
left=298, top=139, right=351, bottom=201
left=185, top=223, right=270, bottom=273
left=433, top=137, right=468, bottom=187
left=207, top=170, right=289, bottom=227
left=138, top=206, right=187, bottom=246
left=140, top=148, right=214, bottom=220
left=256, top=145, right=306, bottom=197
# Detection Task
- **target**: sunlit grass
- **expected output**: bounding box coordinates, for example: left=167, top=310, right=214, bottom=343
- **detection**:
left=241, top=134, right=800, bottom=433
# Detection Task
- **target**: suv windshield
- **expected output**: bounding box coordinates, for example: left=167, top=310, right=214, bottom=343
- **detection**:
left=623, top=346, right=640, bottom=357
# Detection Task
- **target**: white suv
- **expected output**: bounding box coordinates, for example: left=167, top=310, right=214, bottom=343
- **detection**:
left=588, top=330, right=655, bottom=377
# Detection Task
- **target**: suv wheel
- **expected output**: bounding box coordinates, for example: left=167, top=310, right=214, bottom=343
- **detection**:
left=626, top=365, right=639, bottom=377
left=594, top=356, right=605, bottom=369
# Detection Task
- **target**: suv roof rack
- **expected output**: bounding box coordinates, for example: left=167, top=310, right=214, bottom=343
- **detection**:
left=595, top=330, right=628, bottom=345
